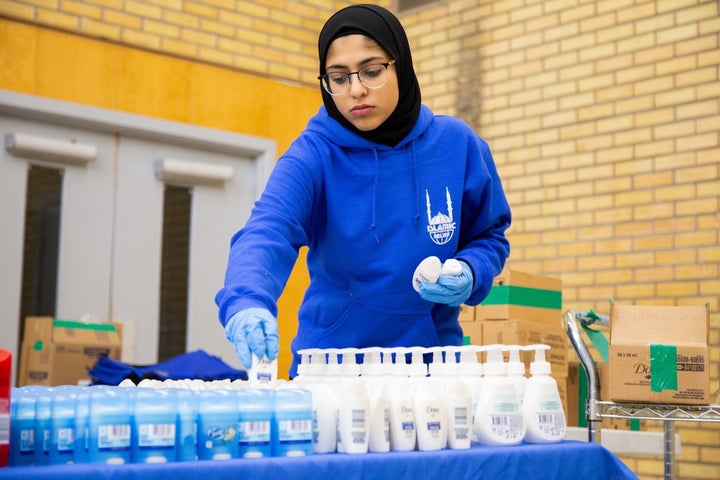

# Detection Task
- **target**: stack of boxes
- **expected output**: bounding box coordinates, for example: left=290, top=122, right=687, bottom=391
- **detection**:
left=459, top=269, right=569, bottom=417
left=18, top=317, right=123, bottom=387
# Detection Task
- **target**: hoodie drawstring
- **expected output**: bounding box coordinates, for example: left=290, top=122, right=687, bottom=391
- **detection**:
left=369, top=148, right=380, bottom=243
left=411, top=142, right=420, bottom=234
left=369, top=143, right=421, bottom=242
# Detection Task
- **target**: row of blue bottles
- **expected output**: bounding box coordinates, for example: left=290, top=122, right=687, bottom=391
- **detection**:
left=8, top=384, right=313, bottom=466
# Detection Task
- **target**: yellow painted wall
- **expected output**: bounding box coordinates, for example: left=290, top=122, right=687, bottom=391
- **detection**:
left=0, top=18, right=316, bottom=379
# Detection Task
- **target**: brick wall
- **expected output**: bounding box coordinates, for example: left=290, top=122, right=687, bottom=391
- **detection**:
left=403, top=1, right=719, bottom=479
left=2, top=0, right=718, bottom=478
left=0, top=0, right=389, bottom=85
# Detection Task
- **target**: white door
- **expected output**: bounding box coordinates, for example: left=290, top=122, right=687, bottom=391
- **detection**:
left=0, top=90, right=276, bottom=381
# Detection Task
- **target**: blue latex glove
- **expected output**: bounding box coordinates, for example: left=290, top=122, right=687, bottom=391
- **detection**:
left=224, top=308, right=279, bottom=370
left=418, top=260, right=473, bottom=307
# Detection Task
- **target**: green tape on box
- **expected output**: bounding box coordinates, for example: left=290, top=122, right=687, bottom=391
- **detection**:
left=650, top=344, right=678, bottom=392
left=481, top=285, right=562, bottom=309
left=52, top=319, right=117, bottom=332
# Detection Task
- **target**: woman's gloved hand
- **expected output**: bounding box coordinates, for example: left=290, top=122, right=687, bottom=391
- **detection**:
left=418, top=260, right=473, bottom=307
left=224, top=308, right=279, bottom=369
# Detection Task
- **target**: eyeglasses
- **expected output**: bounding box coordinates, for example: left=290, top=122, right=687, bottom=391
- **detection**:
left=319, top=60, right=396, bottom=96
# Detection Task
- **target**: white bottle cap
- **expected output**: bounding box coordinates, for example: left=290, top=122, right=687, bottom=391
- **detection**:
left=324, top=348, right=343, bottom=377
left=406, top=346, right=429, bottom=377
left=526, top=344, right=552, bottom=376
left=505, top=345, right=526, bottom=377
left=426, top=346, right=446, bottom=377
left=457, top=345, right=483, bottom=377
left=339, top=347, right=361, bottom=377
left=360, top=347, right=384, bottom=376
left=479, top=344, right=507, bottom=376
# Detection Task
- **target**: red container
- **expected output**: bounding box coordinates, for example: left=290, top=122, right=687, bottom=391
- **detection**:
left=0, top=348, right=10, bottom=467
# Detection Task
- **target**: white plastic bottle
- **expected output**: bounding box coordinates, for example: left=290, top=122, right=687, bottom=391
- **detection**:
left=457, top=345, right=483, bottom=443
left=336, top=348, right=370, bottom=454
left=360, top=347, right=390, bottom=453
left=386, top=348, right=417, bottom=452
left=473, top=345, right=526, bottom=446
left=441, top=346, right=471, bottom=450
left=413, top=347, right=447, bottom=451
left=505, top=345, right=527, bottom=404
left=294, top=349, right=337, bottom=454
left=522, top=344, right=566, bottom=443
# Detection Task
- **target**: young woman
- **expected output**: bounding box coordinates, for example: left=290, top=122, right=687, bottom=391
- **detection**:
left=216, top=4, right=511, bottom=378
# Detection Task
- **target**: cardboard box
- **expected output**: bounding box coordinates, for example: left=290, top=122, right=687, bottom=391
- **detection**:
left=19, top=317, right=122, bottom=387
left=475, top=269, right=563, bottom=327
left=479, top=319, right=569, bottom=378
left=608, top=304, right=710, bottom=405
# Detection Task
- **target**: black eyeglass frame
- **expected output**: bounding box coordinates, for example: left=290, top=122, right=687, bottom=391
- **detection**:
left=318, top=60, right=396, bottom=96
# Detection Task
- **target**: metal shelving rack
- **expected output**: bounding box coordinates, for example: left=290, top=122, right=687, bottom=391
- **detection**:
left=564, top=310, right=720, bottom=480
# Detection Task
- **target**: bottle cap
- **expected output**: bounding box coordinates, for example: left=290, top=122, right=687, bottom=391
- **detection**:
left=505, top=345, right=526, bottom=377
left=525, top=344, right=551, bottom=376
left=479, top=344, right=507, bottom=376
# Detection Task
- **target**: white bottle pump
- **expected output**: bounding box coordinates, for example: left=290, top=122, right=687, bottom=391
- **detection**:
left=457, top=345, right=483, bottom=443
left=336, top=348, right=369, bottom=454
left=413, top=347, right=448, bottom=451
left=441, top=346, right=471, bottom=450
left=521, top=344, right=566, bottom=443
left=473, top=344, right=526, bottom=446
left=295, top=349, right=337, bottom=453
left=361, top=347, right=391, bottom=453
left=387, top=348, right=417, bottom=451
left=505, top=344, right=527, bottom=404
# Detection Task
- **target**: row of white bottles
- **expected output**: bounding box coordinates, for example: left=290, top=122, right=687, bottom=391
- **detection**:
left=294, top=343, right=566, bottom=454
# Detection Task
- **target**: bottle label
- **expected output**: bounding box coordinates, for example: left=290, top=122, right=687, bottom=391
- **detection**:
left=238, top=420, right=270, bottom=445
left=278, top=419, right=312, bottom=444
left=489, top=413, right=525, bottom=441
left=98, top=424, right=131, bottom=450
left=138, top=423, right=176, bottom=447
left=57, top=427, right=75, bottom=452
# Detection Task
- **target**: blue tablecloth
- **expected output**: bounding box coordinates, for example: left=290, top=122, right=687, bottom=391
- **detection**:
left=0, top=441, right=637, bottom=480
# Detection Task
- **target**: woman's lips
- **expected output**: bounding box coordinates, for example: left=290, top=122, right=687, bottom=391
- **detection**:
left=350, top=104, right=374, bottom=116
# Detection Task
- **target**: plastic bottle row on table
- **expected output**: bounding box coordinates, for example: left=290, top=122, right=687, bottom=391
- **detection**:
left=7, top=343, right=566, bottom=467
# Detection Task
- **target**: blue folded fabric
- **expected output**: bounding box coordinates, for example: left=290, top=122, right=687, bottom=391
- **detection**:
left=88, top=349, right=248, bottom=385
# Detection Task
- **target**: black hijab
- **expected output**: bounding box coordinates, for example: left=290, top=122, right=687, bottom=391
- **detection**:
left=318, top=4, right=422, bottom=147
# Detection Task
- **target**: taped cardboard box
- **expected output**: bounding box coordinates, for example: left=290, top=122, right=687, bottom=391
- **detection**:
left=19, top=317, right=122, bottom=387
left=608, top=304, right=710, bottom=405
left=475, top=269, right=563, bottom=327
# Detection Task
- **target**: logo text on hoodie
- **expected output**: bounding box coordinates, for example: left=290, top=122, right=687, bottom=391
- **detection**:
left=425, top=187, right=456, bottom=245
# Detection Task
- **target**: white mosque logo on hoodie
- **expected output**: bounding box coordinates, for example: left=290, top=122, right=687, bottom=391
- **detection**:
left=425, top=187, right=456, bottom=245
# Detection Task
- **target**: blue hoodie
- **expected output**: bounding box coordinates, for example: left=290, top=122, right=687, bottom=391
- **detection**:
left=216, top=104, right=511, bottom=377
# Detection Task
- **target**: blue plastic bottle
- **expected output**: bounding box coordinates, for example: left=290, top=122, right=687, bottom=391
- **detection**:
left=235, top=388, right=273, bottom=458
left=9, top=387, right=36, bottom=466
left=49, top=386, right=78, bottom=465
left=31, top=386, right=53, bottom=466
left=271, top=387, right=313, bottom=457
left=195, top=389, right=238, bottom=461
left=131, top=388, right=177, bottom=463
left=73, top=386, right=90, bottom=464
left=88, top=386, right=133, bottom=464
left=170, top=388, right=197, bottom=462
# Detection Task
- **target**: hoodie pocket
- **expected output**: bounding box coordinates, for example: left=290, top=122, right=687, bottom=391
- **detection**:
left=312, top=297, right=439, bottom=348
